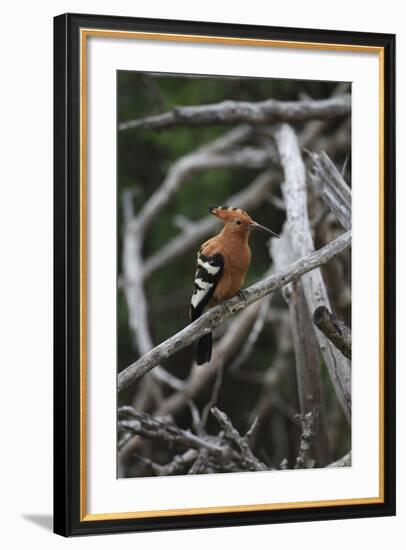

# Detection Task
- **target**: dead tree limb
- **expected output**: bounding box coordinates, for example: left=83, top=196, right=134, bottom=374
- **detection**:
left=211, top=407, right=268, bottom=471
left=122, top=192, right=185, bottom=391
left=294, top=412, right=316, bottom=469
left=272, top=231, right=330, bottom=466
left=308, top=151, right=352, bottom=230
left=118, top=230, right=351, bottom=393
left=133, top=449, right=198, bottom=476
left=118, top=408, right=223, bottom=453
left=119, top=94, right=351, bottom=131
left=131, top=125, right=273, bottom=236
left=119, top=406, right=268, bottom=473
left=187, top=451, right=214, bottom=474
left=313, top=306, right=352, bottom=360
left=273, top=124, right=351, bottom=423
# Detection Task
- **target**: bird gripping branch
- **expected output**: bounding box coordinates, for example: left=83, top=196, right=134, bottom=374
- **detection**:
left=190, top=206, right=279, bottom=365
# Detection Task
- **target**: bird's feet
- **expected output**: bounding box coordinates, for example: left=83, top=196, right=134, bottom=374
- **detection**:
left=220, top=291, right=248, bottom=316
left=237, top=289, right=248, bottom=305
left=220, top=300, right=232, bottom=316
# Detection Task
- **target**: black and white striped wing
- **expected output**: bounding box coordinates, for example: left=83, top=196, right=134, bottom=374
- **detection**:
left=190, top=251, right=224, bottom=321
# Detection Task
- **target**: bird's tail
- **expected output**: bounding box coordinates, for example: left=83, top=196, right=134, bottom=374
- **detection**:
left=196, top=332, right=212, bottom=365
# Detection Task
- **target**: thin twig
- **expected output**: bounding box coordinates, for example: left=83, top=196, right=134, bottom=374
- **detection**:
left=211, top=407, right=268, bottom=471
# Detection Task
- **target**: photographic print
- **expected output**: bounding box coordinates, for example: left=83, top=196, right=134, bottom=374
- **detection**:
left=117, top=72, right=352, bottom=478
left=54, top=14, right=395, bottom=535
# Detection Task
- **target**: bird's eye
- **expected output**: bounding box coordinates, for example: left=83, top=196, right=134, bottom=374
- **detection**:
left=236, top=220, right=242, bottom=225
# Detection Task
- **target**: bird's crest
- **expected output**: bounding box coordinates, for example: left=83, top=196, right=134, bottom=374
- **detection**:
left=209, top=205, right=252, bottom=224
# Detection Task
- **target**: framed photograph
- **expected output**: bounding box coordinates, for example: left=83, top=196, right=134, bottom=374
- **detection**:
left=54, top=13, right=395, bottom=536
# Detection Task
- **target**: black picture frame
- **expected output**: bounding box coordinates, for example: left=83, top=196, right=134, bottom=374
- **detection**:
left=54, top=12, right=396, bottom=536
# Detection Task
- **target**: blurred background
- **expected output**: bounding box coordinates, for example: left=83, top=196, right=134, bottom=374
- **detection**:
left=117, top=72, right=351, bottom=478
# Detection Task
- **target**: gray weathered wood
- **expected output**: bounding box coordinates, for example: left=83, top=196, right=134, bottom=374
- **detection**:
left=313, top=306, right=352, bottom=360
left=273, top=124, right=351, bottom=423
left=119, top=406, right=268, bottom=473
left=272, top=232, right=330, bottom=465
left=119, top=94, right=351, bottom=131
left=308, top=151, right=352, bottom=230
left=211, top=407, right=268, bottom=471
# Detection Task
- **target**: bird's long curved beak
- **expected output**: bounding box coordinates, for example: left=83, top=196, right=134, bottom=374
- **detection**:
left=250, top=221, right=280, bottom=238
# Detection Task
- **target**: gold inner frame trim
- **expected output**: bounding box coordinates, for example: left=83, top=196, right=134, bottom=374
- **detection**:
left=79, top=28, right=385, bottom=522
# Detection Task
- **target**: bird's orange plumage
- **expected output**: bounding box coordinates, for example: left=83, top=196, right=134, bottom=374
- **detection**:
left=200, top=221, right=252, bottom=304
left=190, top=206, right=279, bottom=365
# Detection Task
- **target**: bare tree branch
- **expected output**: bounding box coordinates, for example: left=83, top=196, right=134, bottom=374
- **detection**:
left=119, top=94, right=351, bottom=132
left=118, top=230, right=351, bottom=393
left=272, top=231, right=330, bottom=466
left=131, top=125, right=272, bottom=236
left=133, top=449, right=198, bottom=476
left=308, top=151, right=352, bottom=230
left=313, top=306, right=352, bottom=360
left=119, top=406, right=268, bottom=473
left=294, top=412, right=316, bottom=469
left=273, top=123, right=351, bottom=423
left=121, top=192, right=185, bottom=391
left=211, top=407, right=268, bottom=471
left=118, top=407, right=223, bottom=453
left=187, top=451, right=214, bottom=474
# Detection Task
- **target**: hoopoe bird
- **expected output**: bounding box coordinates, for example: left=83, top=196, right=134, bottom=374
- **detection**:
left=190, top=206, right=279, bottom=365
